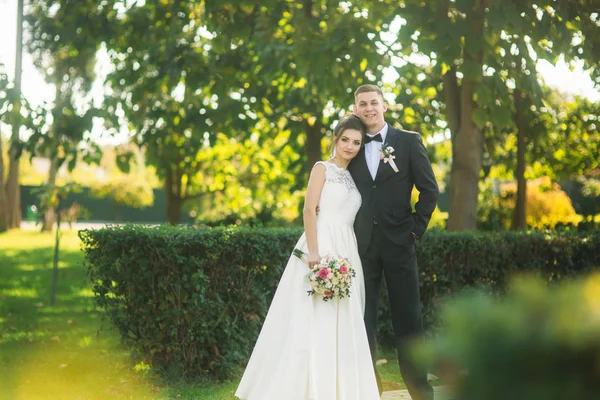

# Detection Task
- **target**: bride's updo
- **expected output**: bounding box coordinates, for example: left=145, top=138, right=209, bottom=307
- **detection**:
left=330, top=114, right=367, bottom=155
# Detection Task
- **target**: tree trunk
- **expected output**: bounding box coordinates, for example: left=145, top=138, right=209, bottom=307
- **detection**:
left=6, top=0, right=24, bottom=229
left=447, top=83, right=483, bottom=231
left=114, top=203, right=121, bottom=222
left=0, top=134, right=7, bottom=232
left=166, top=192, right=183, bottom=225
left=443, top=67, right=461, bottom=155
left=6, top=142, right=21, bottom=229
left=447, top=3, right=485, bottom=231
left=41, top=156, right=59, bottom=232
left=50, top=209, right=61, bottom=306
left=511, top=89, right=527, bottom=230
left=165, top=165, right=183, bottom=225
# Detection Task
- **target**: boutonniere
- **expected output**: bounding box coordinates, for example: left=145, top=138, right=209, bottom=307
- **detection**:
left=379, top=145, right=399, bottom=173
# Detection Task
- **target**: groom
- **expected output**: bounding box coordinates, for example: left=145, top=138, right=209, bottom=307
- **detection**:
left=349, top=85, right=439, bottom=400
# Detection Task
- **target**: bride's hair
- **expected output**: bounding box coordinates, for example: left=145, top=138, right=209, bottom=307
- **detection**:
left=330, top=114, right=367, bottom=156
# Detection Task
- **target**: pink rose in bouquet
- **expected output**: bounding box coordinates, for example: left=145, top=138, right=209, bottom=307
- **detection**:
left=318, top=268, right=330, bottom=279
left=293, top=251, right=356, bottom=301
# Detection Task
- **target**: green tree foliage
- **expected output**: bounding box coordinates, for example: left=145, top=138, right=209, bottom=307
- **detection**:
left=0, top=63, right=45, bottom=231
left=102, top=0, right=231, bottom=223
left=202, top=0, right=397, bottom=178
left=0, top=67, right=10, bottom=231
left=14, top=0, right=600, bottom=228
left=102, top=1, right=398, bottom=223
left=530, top=92, right=599, bottom=178
left=386, top=0, right=599, bottom=230
left=192, top=129, right=302, bottom=225
left=25, top=0, right=114, bottom=229
left=4, top=0, right=25, bottom=231
left=25, top=0, right=111, bottom=167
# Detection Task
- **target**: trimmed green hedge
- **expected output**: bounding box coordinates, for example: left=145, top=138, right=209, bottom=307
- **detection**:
left=79, top=226, right=600, bottom=379
left=411, top=231, right=598, bottom=340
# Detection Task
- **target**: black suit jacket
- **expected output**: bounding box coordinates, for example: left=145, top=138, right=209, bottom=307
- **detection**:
left=349, top=125, right=439, bottom=256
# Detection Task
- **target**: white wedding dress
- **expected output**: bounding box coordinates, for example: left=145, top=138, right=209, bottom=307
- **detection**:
left=235, top=161, right=380, bottom=400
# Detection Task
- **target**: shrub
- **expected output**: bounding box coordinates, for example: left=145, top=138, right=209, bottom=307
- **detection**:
left=418, top=275, right=600, bottom=400
left=80, top=225, right=298, bottom=380
left=80, top=226, right=600, bottom=379
left=525, top=177, right=579, bottom=228
left=478, top=177, right=580, bottom=230
left=377, top=229, right=600, bottom=345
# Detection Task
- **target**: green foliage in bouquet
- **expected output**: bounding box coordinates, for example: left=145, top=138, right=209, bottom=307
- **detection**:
left=417, top=275, right=600, bottom=400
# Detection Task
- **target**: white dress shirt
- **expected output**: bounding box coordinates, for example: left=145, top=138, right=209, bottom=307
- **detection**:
left=365, top=123, right=389, bottom=180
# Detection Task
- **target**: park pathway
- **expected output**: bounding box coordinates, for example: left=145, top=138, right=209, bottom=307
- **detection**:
left=382, top=386, right=449, bottom=400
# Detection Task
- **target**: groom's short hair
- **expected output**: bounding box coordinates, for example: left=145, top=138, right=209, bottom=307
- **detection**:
left=354, top=84, right=384, bottom=101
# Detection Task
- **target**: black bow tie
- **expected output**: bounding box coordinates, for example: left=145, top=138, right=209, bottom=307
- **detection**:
left=365, top=133, right=383, bottom=144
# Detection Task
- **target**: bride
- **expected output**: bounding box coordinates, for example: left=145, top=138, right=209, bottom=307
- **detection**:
left=235, top=114, right=380, bottom=400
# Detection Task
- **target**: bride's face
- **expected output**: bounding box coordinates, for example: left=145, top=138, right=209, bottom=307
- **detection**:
left=335, top=129, right=363, bottom=161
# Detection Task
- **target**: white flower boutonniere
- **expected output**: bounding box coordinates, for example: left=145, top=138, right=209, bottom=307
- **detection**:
left=379, top=145, right=399, bottom=173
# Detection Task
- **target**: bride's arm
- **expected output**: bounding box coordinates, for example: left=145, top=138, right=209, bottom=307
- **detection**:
left=303, top=163, right=326, bottom=268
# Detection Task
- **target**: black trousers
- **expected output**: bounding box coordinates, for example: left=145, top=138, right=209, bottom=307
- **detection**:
left=362, top=223, right=433, bottom=400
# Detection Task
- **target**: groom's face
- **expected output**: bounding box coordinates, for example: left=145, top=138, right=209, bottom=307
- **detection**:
left=353, top=91, right=387, bottom=133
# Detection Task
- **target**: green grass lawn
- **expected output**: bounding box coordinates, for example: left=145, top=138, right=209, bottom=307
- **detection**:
left=0, top=228, right=404, bottom=399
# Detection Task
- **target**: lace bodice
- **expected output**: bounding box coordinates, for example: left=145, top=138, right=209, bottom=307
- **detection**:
left=315, top=161, right=362, bottom=226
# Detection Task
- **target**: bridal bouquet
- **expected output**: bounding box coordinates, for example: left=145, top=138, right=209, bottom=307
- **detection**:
left=293, top=249, right=356, bottom=301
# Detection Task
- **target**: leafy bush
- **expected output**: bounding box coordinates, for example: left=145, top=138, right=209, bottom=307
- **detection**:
left=562, top=173, right=600, bottom=219
left=478, top=177, right=580, bottom=230
left=80, top=226, right=600, bottom=379
left=476, top=178, right=513, bottom=230
left=377, top=229, right=600, bottom=345
left=525, top=177, right=579, bottom=228
left=418, top=275, right=600, bottom=400
left=80, top=225, right=298, bottom=380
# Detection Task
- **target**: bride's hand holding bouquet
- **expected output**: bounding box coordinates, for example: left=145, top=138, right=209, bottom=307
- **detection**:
left=293, top=249, right=356, bottom=302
